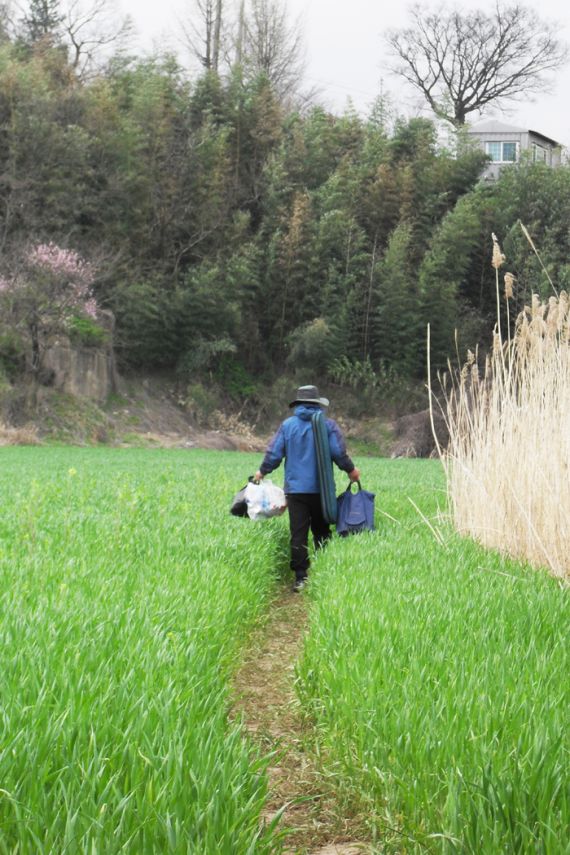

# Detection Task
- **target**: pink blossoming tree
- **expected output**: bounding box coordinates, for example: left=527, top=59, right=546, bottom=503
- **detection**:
left=0, top=243, right=99, bottom=376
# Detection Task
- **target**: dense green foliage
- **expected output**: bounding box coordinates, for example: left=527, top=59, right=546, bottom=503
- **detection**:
left=298, top=460, right=569, bottom=853
left=0, top=32, right=483, bottom=388
left=1, top=10, right=570, bottom=398
left=0, top=448, right=285, bottom=853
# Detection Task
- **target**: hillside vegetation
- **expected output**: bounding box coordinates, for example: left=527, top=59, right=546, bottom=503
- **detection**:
left=2, top=35, right=570, bottom=414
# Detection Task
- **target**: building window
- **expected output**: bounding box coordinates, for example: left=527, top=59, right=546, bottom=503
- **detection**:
left=485, top=141, right=502, bottom=161
left=502, top=142, right=517, bottom=162
left=485, top=141, right=518, bottom=162
left=532, top=143, right=547, bottom=163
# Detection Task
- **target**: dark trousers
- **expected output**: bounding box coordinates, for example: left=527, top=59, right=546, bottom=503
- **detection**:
left=287, top=493, right=331, bottom=581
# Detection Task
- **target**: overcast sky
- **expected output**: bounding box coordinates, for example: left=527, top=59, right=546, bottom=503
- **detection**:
left=118, top=0, right=570, bottom=146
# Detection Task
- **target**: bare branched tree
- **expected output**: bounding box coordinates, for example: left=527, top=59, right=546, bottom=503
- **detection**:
left=386, top=3, right=569, bottom=126
left=181, top=0, right=224, bottom=72
left=0, top=3, right=12, bottom=40
left=9, top=1, right=131, bottom=72
left=0, top=1, right=20, bottom=40
left=241, top=0, right=305, bottom=100
left=62, top=0, right=133, bottom=76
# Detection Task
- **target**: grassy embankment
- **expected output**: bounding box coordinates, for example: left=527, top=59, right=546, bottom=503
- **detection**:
left=298, top=458, right=569, bottom=853
left=0, top=447, right=286, bottom=854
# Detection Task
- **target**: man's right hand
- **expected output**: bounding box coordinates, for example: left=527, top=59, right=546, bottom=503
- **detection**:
left=348, top=468, right=360, bottom=482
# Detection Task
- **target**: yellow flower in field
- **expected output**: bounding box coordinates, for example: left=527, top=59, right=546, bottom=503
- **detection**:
left=68, top=468, right=77, bottom=477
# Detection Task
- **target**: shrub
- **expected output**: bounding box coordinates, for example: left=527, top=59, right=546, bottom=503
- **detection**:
left=0, top=330, right=26, bottom=380
left=184, top=383, right=222, bottom=426
left=214, top=356, right=258, bottom=400
left=176, top=338, right=236, bottom=378
left=329, top=355, right=424, bottom=415
left=286, top=318, right=333, bottom=376
left=68, top=315, right=109, bottom=348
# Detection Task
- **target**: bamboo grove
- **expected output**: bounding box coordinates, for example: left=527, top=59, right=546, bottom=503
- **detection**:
left=2, top=32, right=570, bottom=404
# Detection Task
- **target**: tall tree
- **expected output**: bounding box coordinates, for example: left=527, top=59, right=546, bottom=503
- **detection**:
left=21, top=0, right=63, bottom=43
left=372, top=223, right=419, bottom=376
left=0, top=242, right=98, bottom=376
left=0, top=3, right=13, bottom=42
left=386, top=3, right=568, bottom=126
left=241, top=0, right=305, bottom=100
left=0, top=30, right=539, bottom=387
left=183, top=0, right=224, bottom=72
left=62, top=0, right=133, bottom=77
left=264, top=190, right=316, bottom=353
left=418, top=194, right=484, bottom=369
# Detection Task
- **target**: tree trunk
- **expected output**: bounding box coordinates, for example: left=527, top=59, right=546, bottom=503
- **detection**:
left=453, top=105, right=466, bottom=126
left=235, top=0, right=245, bottom=65
left=363, top=234, right=378, bottom=360
left=29, top=320, right=41, bottom=376
left=212, top=0, right=222, bottom=71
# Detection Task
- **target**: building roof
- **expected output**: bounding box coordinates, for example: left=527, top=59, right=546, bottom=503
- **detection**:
left=528, top=130, right=563, bottom=148
left=469, top=120, right=527, bottom=134
left=468, top=119, right=562, bottom=147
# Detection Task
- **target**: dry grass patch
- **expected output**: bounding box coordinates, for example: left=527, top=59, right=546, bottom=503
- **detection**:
left=0, top=422, right=41, bottom=445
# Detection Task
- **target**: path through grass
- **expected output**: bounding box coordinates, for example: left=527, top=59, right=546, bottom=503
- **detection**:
left=231, top=583, right=369, bottom=854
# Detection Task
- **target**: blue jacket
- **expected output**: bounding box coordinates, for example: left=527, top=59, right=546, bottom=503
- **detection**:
left=260, top=404, right=354, bottom=494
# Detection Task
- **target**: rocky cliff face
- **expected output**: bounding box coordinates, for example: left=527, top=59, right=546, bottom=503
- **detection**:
left=41, top=311, right=118, bottom=403
left=42, top=344, right=117, bottom=402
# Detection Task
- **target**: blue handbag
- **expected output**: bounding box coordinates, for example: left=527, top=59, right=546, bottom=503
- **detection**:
left=336, top=481, right=375, bottom=536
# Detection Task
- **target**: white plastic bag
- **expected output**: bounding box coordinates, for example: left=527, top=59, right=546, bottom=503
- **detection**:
left=244, top=480, right=287, bottom=521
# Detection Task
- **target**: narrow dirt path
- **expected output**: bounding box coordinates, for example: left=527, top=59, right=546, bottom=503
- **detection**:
left=231, top=586, right=369, bottom=855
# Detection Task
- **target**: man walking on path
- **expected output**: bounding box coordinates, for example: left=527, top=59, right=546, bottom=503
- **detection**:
left=255, top=385, right=360, bottom=591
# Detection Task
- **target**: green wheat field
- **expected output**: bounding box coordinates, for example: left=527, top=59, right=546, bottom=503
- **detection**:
left=0, top=448, right=568, bottom=854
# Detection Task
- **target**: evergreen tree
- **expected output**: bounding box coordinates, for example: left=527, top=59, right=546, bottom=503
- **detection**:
left=22, top=0, right=63, bottom=44
left=418, top=195, right=483, bottom=371
left=372, top=223, right=419, bottom=376
left=262, top=190, right=316, bottom=356
left=175, top=259, right=240, bottom=373
left=225, top=240, right=263, bottom=369
left=334, top=219, right=373, bottom=360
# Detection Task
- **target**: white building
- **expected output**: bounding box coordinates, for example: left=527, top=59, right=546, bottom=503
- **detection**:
left=467, top=120, right=563, bottom=180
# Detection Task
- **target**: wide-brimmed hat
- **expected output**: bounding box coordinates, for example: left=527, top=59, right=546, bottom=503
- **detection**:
left=289, top=385, right=329, bottom=408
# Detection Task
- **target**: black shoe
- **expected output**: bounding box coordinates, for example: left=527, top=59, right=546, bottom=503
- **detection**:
left=293, top=577, right=307, bottom=592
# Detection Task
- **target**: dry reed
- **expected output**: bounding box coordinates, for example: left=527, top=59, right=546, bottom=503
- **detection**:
left=438, top=232, right=570, bottom=579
